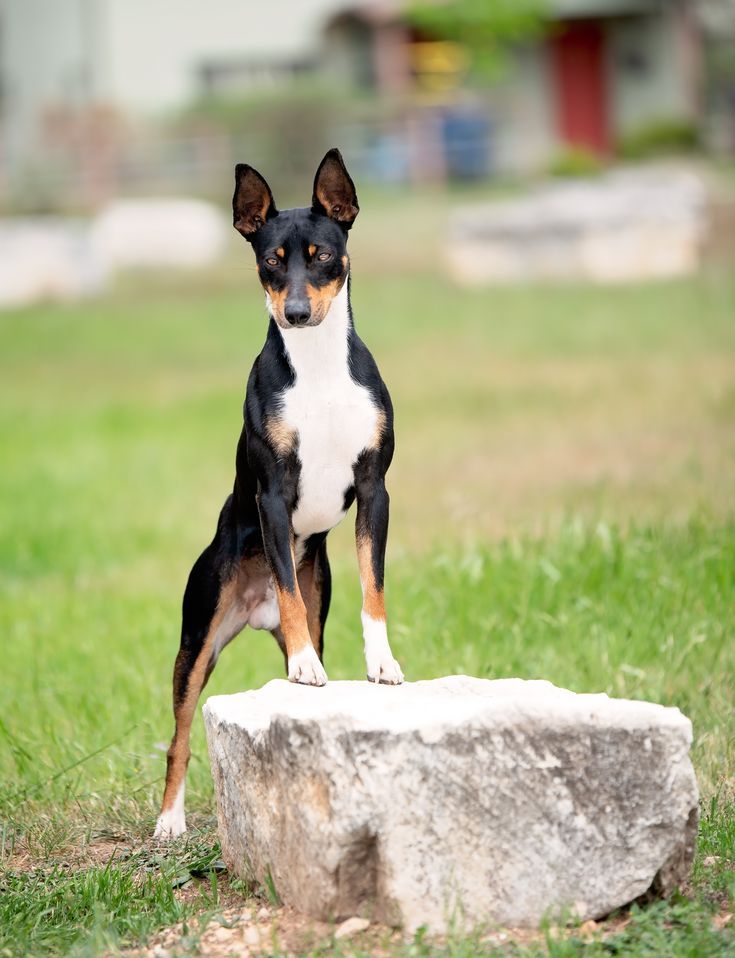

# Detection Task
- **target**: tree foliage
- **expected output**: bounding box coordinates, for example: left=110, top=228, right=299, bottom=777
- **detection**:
left=406, top=0, right=548, bottom=78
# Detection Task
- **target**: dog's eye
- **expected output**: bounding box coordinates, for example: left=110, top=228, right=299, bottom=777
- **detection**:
left=264, top=257, right=279, bottom=267
left=317, top=251, right=332, bottom=262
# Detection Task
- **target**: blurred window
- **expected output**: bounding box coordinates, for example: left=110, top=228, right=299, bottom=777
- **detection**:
left=619, top=48, right=649, bottom=76
left=199, top=59, right=314, bottom=96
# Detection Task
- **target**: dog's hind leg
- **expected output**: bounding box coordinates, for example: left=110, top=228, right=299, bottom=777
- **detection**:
left=270, top=625, right=289, bottom=674
left=155, top=544, right=246, bottom=839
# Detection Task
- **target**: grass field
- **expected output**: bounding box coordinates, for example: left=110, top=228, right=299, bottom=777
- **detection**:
left=1, top=238, right=734, bottom=956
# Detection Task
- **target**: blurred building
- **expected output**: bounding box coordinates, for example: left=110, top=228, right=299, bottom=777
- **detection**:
left=0, top=0, right=731, bottom=209
left=0, top=0, right=348, bottom=205
left=549, top=0, right=700, bottom=156
left=323, top=0, right=703, bottom=172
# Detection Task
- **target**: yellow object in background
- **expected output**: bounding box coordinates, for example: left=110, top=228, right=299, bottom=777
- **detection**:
left=410, top=40, right=469, bottom=91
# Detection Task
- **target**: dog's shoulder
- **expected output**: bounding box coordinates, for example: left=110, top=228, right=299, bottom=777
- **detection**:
left=244, top=325, right=293, bottom=426
left=348, top=329, right=393, bottom=430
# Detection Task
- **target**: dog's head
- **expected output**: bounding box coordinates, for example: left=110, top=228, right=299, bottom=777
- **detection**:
left=232, top=148, right=359, bottom=329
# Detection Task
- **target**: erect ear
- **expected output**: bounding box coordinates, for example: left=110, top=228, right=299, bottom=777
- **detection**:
left=311, top=148, right=359, bottom=229
left=232, top=164, right=277, bottom=239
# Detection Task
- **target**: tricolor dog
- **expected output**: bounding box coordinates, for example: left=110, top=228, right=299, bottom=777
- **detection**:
left=156, top=149, right=403, bottom=838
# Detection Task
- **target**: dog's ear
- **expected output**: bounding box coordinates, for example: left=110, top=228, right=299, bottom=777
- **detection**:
left=233, top=164, right=277, bottom=239
left=311, top=148, right=359, bottom=229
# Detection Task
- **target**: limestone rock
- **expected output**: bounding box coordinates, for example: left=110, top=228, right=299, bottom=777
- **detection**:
left=447, top=169, right=707, bottom=285
left=334, top=916, right=371, bottom=939
left=203, top=676, right=698, bottom=932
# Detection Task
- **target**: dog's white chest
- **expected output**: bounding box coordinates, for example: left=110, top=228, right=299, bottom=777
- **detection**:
left=277, top=282, right=378, bottom=538
left=282, top=372, right=376, bottom=537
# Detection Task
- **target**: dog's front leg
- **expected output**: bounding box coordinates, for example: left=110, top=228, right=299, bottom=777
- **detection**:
left=354, top=459, right=404, bottom=685
left=257, top=487, right=327, bottom=685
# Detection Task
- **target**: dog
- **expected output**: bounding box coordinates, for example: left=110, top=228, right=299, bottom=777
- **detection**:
left=155, top=149, right=404, bottom=838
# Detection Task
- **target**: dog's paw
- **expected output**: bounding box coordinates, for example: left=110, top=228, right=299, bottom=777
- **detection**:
left=366, top=654, right=404, bottom=685
left=154, top=784, right=186, bottom=839
left=288, top=646, right=328, bottom=686
left=363, top=613, right=404, bottom=685
left=154, top=809, right=187, bottom=839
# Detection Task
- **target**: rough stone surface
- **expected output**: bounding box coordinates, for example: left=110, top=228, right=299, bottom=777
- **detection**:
left=203, top=676, right=698, bottom=932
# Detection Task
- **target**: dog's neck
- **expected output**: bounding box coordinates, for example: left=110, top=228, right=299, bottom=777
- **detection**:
left=277, top=278, right=352, bottom=380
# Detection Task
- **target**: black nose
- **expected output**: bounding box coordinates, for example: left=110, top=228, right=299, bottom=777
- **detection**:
left=284, top=302, right=311, bottom=327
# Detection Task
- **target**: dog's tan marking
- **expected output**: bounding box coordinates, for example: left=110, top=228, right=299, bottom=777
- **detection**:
left=160, top=577, right=238, bottom=814
left=308, top=243, right=317, bottom=257
left=274, top=582, right=312, bottom=657
left=297, top=556, right=324, bottom=654
left=306, top=276, right=345, bottom=324
left=160, top=738, right=189, bottom=817
left=265, top=415, right=297, bottom=457
left=276, top=246, right=285, bottom=259
left=264, top=283, right=288, bottom=325
left=356, top=532, right=402, bottom=684
left=370, top=409, right=387, bottom=450
left=356, top=535, right=386, bottom=621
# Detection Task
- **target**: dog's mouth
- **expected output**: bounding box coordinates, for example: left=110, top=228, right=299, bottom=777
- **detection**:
left=270, top=310, right=326, bottom=331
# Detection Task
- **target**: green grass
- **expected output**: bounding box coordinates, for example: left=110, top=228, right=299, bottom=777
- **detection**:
left=0, top=256, right=733, bottom=955
left=0, top=838, right=222, bottom=958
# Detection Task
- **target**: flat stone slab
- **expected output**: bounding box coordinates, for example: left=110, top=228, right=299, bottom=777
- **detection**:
left=203, top=676, right=698, bottom=932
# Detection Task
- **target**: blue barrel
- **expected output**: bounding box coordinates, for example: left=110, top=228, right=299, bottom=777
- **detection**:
left=441, top=109, right=492, bottom=180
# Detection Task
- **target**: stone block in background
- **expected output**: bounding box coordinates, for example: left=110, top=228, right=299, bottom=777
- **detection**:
left=447, top=169, right=707, bottom=284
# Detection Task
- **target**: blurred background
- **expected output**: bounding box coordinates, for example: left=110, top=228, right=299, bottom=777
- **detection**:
left=1, top=0, right=734, bottom=898
left=1, top=0, right=735, bottom=302
left=1, top=0, right=733, bottom=537
left=3, top=0, right=735, bottom=208
left=2, top=0, right=735, bottom=293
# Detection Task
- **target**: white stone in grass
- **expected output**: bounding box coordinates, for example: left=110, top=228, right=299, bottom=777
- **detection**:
left=203, top=676, right=698, bottom=932
left=335, top=916, right=371, bottom=939
left=242, top=926, right=262, bottom=948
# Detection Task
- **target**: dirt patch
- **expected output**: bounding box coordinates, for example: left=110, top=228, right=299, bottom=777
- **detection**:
left=132, top=899, right=399, bottom=957
left=6, top=835, right=732, bottom=956
left=133, top=856, right=735, bottom=957
left=3, top=833, right=131, bottom=874
left=132, top=903, right=644, bottom=957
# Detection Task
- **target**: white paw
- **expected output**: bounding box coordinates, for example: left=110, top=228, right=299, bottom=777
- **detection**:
left=154, top=808, right=186, bottom=839
left=363, top=613, right=404, bottom=684
left=288, top=645, right=328, bottom=686
left=366, top=654, right=404, bottom=685
left=154, top=783, right=186, bottom=839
